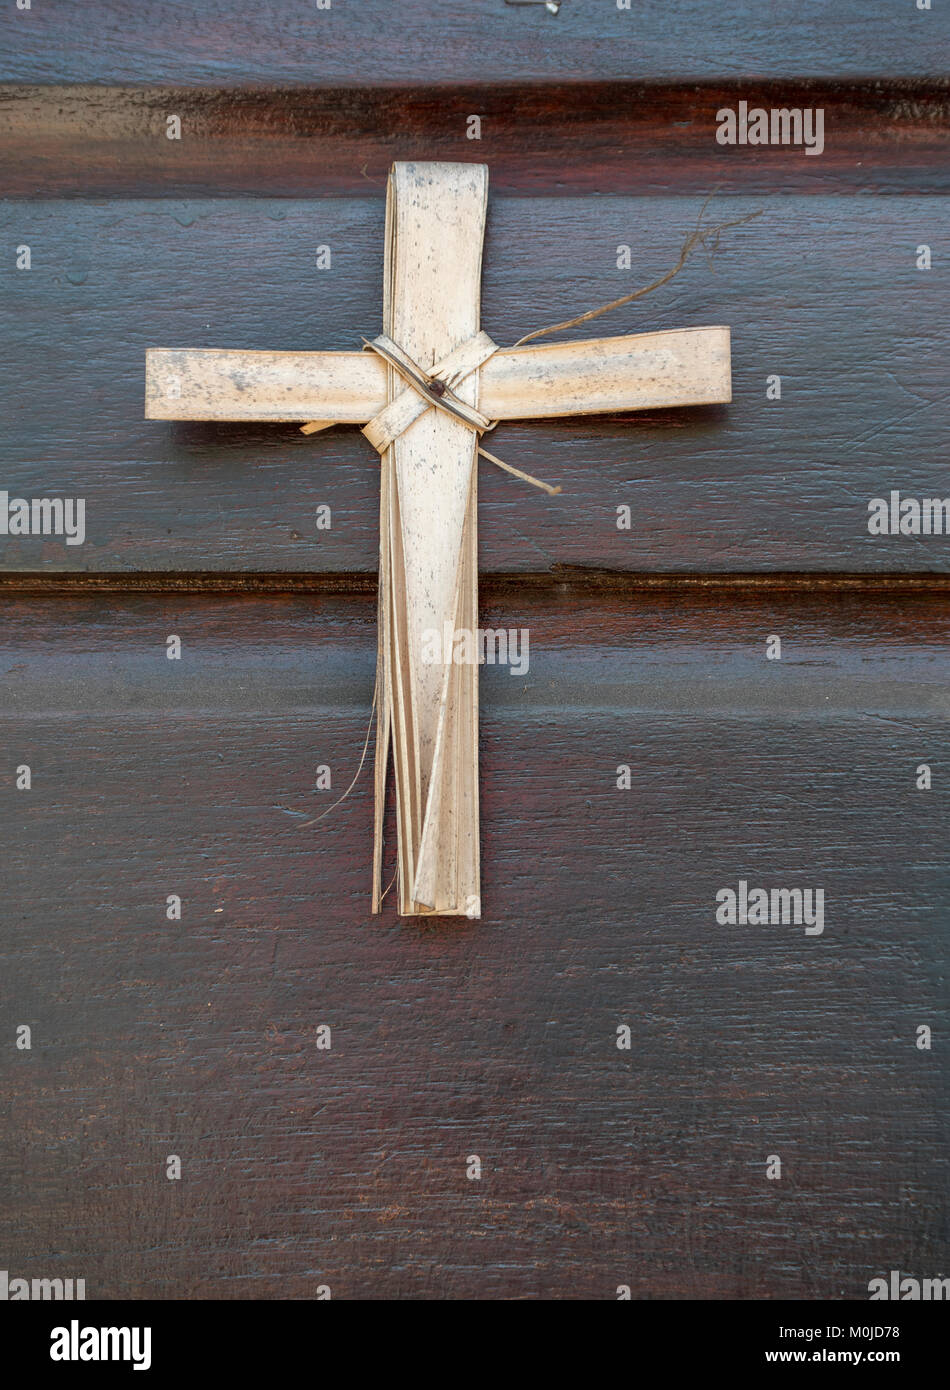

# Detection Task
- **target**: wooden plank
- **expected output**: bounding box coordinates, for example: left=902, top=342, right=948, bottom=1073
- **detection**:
left=1, top=586, right=947, bottom=1298
left=1, top=195, right=947, bottom=574
left=0, top=2, right=944, bottom=85
left=1, top=82, right=946, bottom=198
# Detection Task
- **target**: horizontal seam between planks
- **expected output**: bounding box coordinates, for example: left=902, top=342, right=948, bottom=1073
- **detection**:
left=2, top=570, right=950, bottom=597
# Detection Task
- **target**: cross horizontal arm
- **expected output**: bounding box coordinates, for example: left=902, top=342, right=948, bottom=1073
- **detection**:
left=144, top=326, right=730, bottom=424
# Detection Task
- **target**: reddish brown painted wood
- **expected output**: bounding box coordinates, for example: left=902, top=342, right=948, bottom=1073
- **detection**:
left=1, top=588, right=946, bottom=1298
left=1, top=82, right=947, bottom=198
left=2, top=2, right=948, bottom=1307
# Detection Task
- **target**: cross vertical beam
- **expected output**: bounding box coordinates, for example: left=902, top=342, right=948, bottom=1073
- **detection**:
left=377, top=163, right=487, bottom=917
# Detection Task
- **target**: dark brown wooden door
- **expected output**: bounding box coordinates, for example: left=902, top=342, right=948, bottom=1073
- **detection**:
left=1, top=1, right=947, bottom=1301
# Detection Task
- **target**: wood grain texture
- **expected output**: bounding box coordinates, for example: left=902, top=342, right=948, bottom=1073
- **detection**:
left=1, top=195, right=947, bottom=574
left=1, top=82, right=947, bottom=198
left=1, top=588, right=947, bottom=1299
left=1, top=1, right=945, bottom=85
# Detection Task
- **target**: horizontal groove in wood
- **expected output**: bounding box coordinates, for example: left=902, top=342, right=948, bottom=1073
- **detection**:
left=2, top=587, right=948, bottom=725
left=4, top=570, right=950, bottom=597
left=1, top=81, right=947, bottom=196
